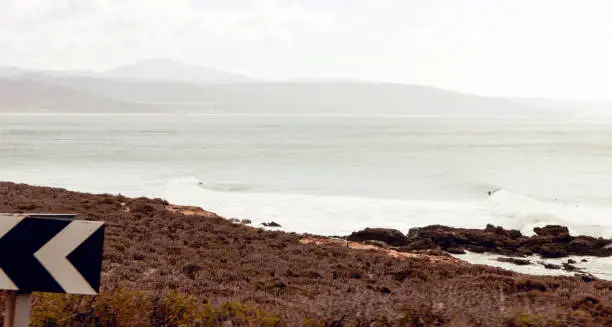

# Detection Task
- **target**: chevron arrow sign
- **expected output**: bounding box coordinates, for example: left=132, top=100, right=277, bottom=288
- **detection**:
left=0, top=214, right=105, bottom=295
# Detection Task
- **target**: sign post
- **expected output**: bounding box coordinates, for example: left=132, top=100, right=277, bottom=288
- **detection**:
left=0, top=214, right=105, bottom=326
left=4, top=291, right=15, bottom=327
left=3, top=291, right=31, bottom=327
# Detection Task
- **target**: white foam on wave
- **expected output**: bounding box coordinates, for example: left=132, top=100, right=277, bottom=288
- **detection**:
left=453, top=252, right=612, bottom=281
left=196, top=181, right=254, bottom=192
left=163, top=177, right=492, bottom=235
left=164, top=177, right=612, bottom=238
left=488, top=189, right=611, bottom=238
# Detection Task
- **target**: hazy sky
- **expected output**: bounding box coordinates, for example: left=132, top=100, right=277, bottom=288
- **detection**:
left=1, top=0, right=612, bottom=99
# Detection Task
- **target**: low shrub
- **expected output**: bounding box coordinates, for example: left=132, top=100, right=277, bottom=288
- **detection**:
left=25, top=288, right=279, bottom=327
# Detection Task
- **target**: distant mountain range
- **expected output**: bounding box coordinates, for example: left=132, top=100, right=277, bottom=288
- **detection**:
left=0, top=66, right=25, bottom=78
left=0, top=59, right=602, bottom=115
left=0, top=59, right=251, bottom=82
left=102, top=59, right=252, bottom=82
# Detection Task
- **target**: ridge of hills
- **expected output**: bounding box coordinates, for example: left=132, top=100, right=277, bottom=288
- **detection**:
left=0, top=59, right=590, bottom=115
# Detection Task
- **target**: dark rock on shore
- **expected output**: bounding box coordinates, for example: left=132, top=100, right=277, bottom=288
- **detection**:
left=538, top=244, right=568, bottom=258
left=534, top=225, right=569, bottom=237
left=347, top=224, right=612, bottom=259
left=262, top=221, right=281, bottom=227
left=407, top=227, right=422, bottom=239
left=229, top=218, right=253, bottom=225
left=562, top=262, right=585, bottom=272
left=446, top=247, right=466, bottom=254
left=541, top=263, right=562, bottom=270
left=362, top=240, right=389, bottom=248
left=416, top=224, right=611, bottom=258
left=576, top=273, right=598, bottom=283
left=346, top=228, right=409, bottom=246
left=496, top=259, right=589, bottom=273
left=497, top=257, right=532, bottom=266
left=395, top=238, right=440, bottom=252
left=485, top=224, right=523, bottom=239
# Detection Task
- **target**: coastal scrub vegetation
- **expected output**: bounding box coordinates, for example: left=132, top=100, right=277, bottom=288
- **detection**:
left=0, top=182, right=610, bottom=326
left=22, top=288, right=280, bottom=326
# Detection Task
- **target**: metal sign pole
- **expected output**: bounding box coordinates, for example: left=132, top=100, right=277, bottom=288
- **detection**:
left=3, top=291, right=16, bottom=327
left=3, top=291, right=29, bottom=327
left=13, top=293, right=30, bottom=327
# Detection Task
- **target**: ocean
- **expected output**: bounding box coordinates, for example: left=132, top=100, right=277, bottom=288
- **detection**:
left=1, top=113, right=612, bottom=239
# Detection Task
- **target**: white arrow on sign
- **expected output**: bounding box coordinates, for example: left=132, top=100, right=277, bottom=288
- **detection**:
left=0, top=215, right=23, bottom=291
left=34, top=220, right=104, bottom=295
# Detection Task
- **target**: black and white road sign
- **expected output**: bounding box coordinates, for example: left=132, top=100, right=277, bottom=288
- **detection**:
left=0, top=214, right=104, bottom=295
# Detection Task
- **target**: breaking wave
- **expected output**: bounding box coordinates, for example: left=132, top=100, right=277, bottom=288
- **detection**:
left=163, top=177, right=612, bottom=238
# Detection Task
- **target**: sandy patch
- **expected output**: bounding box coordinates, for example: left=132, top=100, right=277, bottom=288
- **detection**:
left=299, top=236, right=463, bottom=264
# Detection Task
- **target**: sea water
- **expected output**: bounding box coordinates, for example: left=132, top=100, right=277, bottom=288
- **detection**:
left=3, top=113, right=612, bottom=279
left=1, top=113, right=612, bottom=239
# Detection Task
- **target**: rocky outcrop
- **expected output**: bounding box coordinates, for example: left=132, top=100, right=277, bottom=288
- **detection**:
left=347, top=225, right=612, bottom=258
left=407, top=227, right=422, bottom=239
left=541, top=263, right=561, bottom=270
left=534, top=225, right=570, bottom=237
left=412, top=224, right=611, bottom=258
left=497, top=257, right=532, bottom=265
left=346, top=228, right=409, bottom=246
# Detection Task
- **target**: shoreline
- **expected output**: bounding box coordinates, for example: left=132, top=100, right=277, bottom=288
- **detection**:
left=175, top=202, right=612, bottom=280
left=1, top=181, right=610, bottom=326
